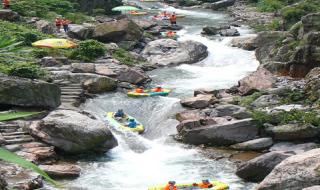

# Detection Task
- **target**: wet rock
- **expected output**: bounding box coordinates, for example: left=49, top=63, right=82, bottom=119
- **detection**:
left=201, top=26, right=224, bottom=35
left=251, top=94, right=281, bottom=108
left=180, top=118, right=258, bottom=146
left=194, top=88, right=218, bottom=96
left=256, top=148, right=320, bottom=190
left=13, top=175, right=43, bottom=190
left=230, top=137, right=273, bottom=151
left=180, top=94, right=215, bottom=109
left=92, top=18, right=143, bottom=43
left=265, top=123, right=320, bottom=141
left=117, top=68, right=150, bottom=85
left=83, top=75, right=118, bottom=93
left=0, top=174, right=7, bottom=190
left=39, top=164, right=81, bottom=179
left=236, top=151, right=293, bottom=182
left=211, top=0, right=235, bottom=10
left=303, top=186, right=320, bottom=190
left=0, top=76, right=61, bottom=109
left=270, top=142, right=318, bottom=154
left=71, top=63, right=95, bottom=73
left=176, top=119, right=202, bottom=133
left=214, top=104, right=251, bottom=119
left=230, top=36, right=257, bottom=50
left=219, top=28, right=240, bottom=36
left=176, top=110, right=201, bottom=122
left=238, top=68, right=276, bottom=95
left=132, top=18, right=157, bottom=30
left=94, top=64, right=117, bottom=77
left=0, top=9, right=20, bottom=22
left=35, top=20, right=55, bottom=34
left=160, top=24, right=183, bottom=31
left=29, top=110, right=118, bottom=154
left=67, top=24, right=94, bottom=40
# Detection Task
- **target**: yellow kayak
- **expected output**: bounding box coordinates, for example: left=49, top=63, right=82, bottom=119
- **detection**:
left=106, top=112, right=145, bottom=134
left=129, top=11, right=148, bottom=16
left=127, top=89, right=171, bottom=98
left=148, top=180, right=229, bottom=190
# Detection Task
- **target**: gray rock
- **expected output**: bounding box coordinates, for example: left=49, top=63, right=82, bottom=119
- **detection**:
left=0, top=76, right=60, bottom=109
left=230, top=36, right=257, bottom=50
left=305, top=67, right=320, bottom=102
left=180, top=118, right=258, bottom=146
left=219, top=28, right=240, bottom=36
left=211, top=0, right=235, bottom=10
left=201, top=26, right=222, bottom=35
left=0, top=9, right=19, bottom=22
left=230, top=137, right=273, bottom=151
left=214, top=104, right=251, bottom=119
left=67, top=24, right=94, bottom=40
left=180, top=94, right=215, bottom=109
left=71, top=63, right=95, bottom=73
left=265, top=123, right=320, bottom=141
left=141, top=39, right=208, bottom=67
left=301, top=12, right=320, bottom=35
left=236, top=151, right=293, bottom=182
left=29, top=110, right=118, bottom=154
left=83, top=75, right=118, bottom=93
left=132, top=18, right=157, bottom=30
left=39, top=164, right=81, bottom=179
left=117, top=68, right=150, bottom=85
left=251, top=94, right=281, bottom=108
left=35, top=20, right=55, bottom=34
left=94, top=64, right=117, bottom=77
left=0, top=174, right=7, bottom=190
left=176, top=110, right=201, bottom=122
left=256, top=148, right=320, bottom=190
left=303, top=186, right=320, bottom=190
left=176, top=119, right=202, bottom=133
left=269, top=142, right=318, bottom=154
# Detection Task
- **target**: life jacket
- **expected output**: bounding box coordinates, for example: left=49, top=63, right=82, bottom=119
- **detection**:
left=198, top=183, right=213, bottom=188
left=170, top=15, right=177, bottom=22
left=167, top=32, right=175, bottom=37
left=164, top=184, right=178, bottom=190
left=135, top=88, right=144, bottom=93
left=62, top=19, right=70, bottom=26
left=55, top=19, right=62, bottom=26
left=153, top=88, right=162, bottom=92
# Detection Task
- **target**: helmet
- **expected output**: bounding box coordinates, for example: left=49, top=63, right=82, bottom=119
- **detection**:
left=168, top=181, right=176, bottom=185
left=202, top=179, right=209, bottom=183
left=129, top=118, right=135, bottom=121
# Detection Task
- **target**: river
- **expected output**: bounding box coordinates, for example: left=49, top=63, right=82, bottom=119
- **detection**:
left=68, top=3, right=259, bottom=190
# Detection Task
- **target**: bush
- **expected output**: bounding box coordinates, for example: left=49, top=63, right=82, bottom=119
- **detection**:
left=1, top=63, right=48, bottom=79
left=257, top=0, right=284, bottom=12
left=69, top=40, right=106, bottom=61
left=0, top=21, right=47, bottom=41
left=234, top=91, right=266, bottom=107
left=21, top=32, right=39, bottom=46
left=112, top=48, right=139, bottom=66
left=31, top=49, right=50, bottom=58
left=267, top=19, right=282, bottom=30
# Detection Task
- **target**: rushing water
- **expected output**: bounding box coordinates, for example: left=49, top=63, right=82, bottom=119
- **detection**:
left=68, top=3, right=259, bottom=190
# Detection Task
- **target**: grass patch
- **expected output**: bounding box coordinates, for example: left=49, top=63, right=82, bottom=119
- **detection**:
left=69, top=40, right=106, bottom=62
left=233, top=91, right=265, bottom=107
left=112, top=48, right=140, bottom=66
left=0, top=111, right=41, bottom=122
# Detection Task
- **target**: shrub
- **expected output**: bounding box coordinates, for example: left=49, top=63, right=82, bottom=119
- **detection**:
left=21, top=32, right=39, bottom=46
left=257, top=0, right=284, bottom=12
left=112, top=48, right=139, bottom=66
left=267, top=19, right=282, bottom=31
left=5, top=63, right=48, bottom=79
left=69, top=40, right=106, bottom=61
left=31, top=49, right=50, bottom=58
left=234, top=91, right=265, bottom=107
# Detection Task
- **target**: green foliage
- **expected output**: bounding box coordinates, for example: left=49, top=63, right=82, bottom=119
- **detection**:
left=0, top=111, right=41, bottom=122
left=0, top=148, right=60, bottom=187
left=112, top=48, right=139, bottom=66
left=69, top=40, right=106, bottom=61
left=22, top=32, right=39, bottom=46
left=64, top=12, right=93, bottom=24
left=0, top=63, right=48, bottom=80
left=234, top=91, right=265, bottom=107
left=252, top=109, right=320, bottom=127
left=31, top=49, right=50, bottom=58
left=280, top=89, right=306, bottom=104
left=267, top=19, right=282, bottom=31
left=257, top=0, right=284, bottom=12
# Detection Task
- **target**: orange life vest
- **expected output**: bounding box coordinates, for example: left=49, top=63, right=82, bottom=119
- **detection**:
left=55, top=19, right=62, bottom=26
left=164, top=184, right=178, bottom=190
left=170, top=15, right=177, bottom=22
left=62, top=19, right=70, bottom=26
left=198, top=183, right=213, bottom=188
left=153, top=88, right=162, bottom=92
left=135, top=88, right=144, bottom=93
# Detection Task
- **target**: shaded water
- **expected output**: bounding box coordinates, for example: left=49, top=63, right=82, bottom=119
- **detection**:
left=68, top=3, right=259, bottom=190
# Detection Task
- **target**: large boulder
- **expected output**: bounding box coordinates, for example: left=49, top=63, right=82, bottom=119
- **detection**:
left=180, top=94, right=215, bottom=109
left=179, top=118, right=258, bottom=146
left=303, top=186, right=320, bottom=190
left=0, top=9, right=20, bottom=22
left=67, top=24, right=94, bottom=40
left=219, top=28, right=240, bottom=36
left=231, top=36, right=257, bottom=50
left=35, top=20, right=55, bottom=34
left=141, top=39, right=208, bottom=67
left=92, top=19, right=143, bottom=43
left=301, top=13, right=320, bottom=35
left=265, top=123, right=320, bottom=141
left=83, top=75, right=118, bottom=93
left=202, top=25, right=230, bottom=35
left=211, top=0, right=235, bottom=10
left=71, top=63, right=95, bottom=73
left=256, top=148, right=320, bottom=190
left=238, top=68, right=276, bottom=95
left=0, top=76, right=60, bottom=109
left=305, top=67, right=320, bottom=101
left=236, top=151, right=293, bottom=182
left=230, top=137, right=273, bottom=151
left=29, top=110, right=118, bottom=154
left=213, top=104, right=251, bottom=119
left=117, top=68, right=150, bottom=85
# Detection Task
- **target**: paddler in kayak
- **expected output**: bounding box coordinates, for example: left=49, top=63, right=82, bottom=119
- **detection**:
left=164, top=181, right=177, bottom=190
left=130, top=10, right=138, bottom=14
left=135, top=86, right=144, bottom=93
left=127, top=118, right=138, bottom=128
left=166, top=31, right=176, bottom=38
left=193, top=179, right=214, bottom=189
left=114, top=109, right=125, bottom=119
left=153, top=86, right=163, bottom=92
left=170, top=12, right=177, bottom=25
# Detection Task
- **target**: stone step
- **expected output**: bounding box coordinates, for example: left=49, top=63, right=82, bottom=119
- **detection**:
left=0, top=128, right=18, bottom=133
left=0, top=124, right=19, bottom=129
left=2, top=131, right=29, bottom=136
left=61, top=91, right=82, bottom=96
left=5, top=138, right=34, bottom=145
left=61, top=89, right=82, bottom=93
left=61, top=95, right=79, bottom=99
left=61, top=99, right=78, bottom=103
left=3, top=135, right=33, bottom=140
left=60, top=87, right=82, bottom=90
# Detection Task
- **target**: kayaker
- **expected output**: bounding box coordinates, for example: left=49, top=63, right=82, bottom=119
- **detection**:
left=164, top=181, right=177, bottom=190
left=153, top=86, right=163, bottom=92
left=2, top=0, right=10, bottom=9
left=62, top=18, right=70, bottom=33
left=193, top=179, right=214, bottom=189
left=169, top=13, right=177, bottom=25
left=114, top=109, right=125, bottom=118
left=167, top=31, right=175, bottom=38
left=127, top=118, right=137, bottom=128
left=55, top=17, right=62, bottom=33
left=135, top=87, right=144, bottom=93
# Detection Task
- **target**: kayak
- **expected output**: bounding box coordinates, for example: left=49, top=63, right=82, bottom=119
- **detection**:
left=148, top=180, right=229, bottom=190
left=127, top=89, right=171, bottom=98
left=129, top=11, right=148, bottom=16
left=161, top=32, right=177, bottom=39
left=106, top=112, right=145, bottom=134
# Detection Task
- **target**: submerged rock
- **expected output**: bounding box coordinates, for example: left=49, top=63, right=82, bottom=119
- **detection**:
left=29, top=110, right=118, bottom=154
left=256, top=148, right=320, bottom=190
left=141, top=39, right=208, bottom=67
left=236, top=151, right=293, bottom=182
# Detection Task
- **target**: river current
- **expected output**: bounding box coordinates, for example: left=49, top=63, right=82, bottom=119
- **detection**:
left=68, top=3, right=259, bottom=190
